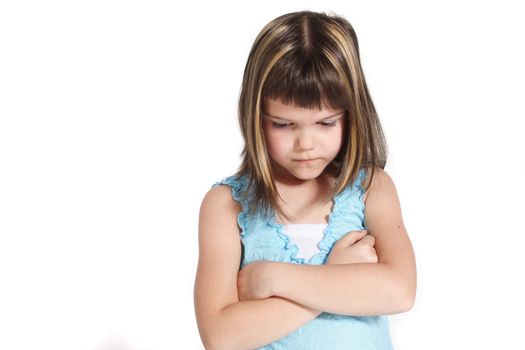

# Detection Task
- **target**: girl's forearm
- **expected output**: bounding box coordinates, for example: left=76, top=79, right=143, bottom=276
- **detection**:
left=271, top=262, right=414, bottom=316
left=209, top=297, right=321, bottom=350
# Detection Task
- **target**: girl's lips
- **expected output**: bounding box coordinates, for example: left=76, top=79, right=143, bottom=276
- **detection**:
left=294, top=158, right=318, bottom=163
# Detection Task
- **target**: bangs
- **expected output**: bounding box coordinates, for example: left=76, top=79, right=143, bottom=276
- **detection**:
left=262, top=49, right=348, bottom=111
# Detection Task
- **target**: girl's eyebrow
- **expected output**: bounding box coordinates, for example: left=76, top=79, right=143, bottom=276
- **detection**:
left=263, top=111, right=345, bottom=121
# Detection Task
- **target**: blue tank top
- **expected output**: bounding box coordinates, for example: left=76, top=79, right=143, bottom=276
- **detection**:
left=212, top=168, right=394, bottom=349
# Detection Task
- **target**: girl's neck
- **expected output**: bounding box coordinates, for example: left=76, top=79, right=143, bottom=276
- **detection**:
left=272, top=170, right=337, bottom=225
left=274, top=173, right=332, bottom=194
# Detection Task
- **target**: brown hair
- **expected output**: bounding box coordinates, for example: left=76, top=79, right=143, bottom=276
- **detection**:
left=234, top=10, right=388, bottom=222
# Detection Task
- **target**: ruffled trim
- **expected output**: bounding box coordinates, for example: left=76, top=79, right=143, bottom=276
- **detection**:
left=213, top=168, right=367, bottom=264
left=269, top=168, right=367, bottom=265
left=355, top=167, right=367, bottom=213
left=212, top=174, right=251, bottom=239
left=267, top=217, right=305, bottom=264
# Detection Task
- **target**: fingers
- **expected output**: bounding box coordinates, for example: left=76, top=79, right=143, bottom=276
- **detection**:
left=336, top=230, right=368, bottom=247
left=355, top=235, right=378, bottom=263
left=356, top=234, right=375, bottom=246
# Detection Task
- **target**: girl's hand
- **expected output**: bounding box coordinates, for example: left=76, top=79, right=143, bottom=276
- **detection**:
left=237, top=261, right=275, bottom=301
left=326, top=230, right=378, bottom=265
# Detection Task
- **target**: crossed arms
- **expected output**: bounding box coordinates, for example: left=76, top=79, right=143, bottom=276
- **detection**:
left=194, top=169, right=416, bottom=350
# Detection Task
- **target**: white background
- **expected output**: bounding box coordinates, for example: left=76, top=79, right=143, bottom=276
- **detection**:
left=1, top=0, right=524, bottom=349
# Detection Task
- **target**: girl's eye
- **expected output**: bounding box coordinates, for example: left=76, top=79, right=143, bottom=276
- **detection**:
left=272, top=120, right=337, bottom=129
left=319, top=121, right=337, bottom=127
left=272, top=122, right=290, bottom=128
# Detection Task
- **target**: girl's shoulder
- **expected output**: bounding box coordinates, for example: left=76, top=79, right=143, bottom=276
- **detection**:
left=212, top=173, right=249, bottom=189
left=206, top=173, right=255, bottom=210
left=201, top=179, right=243, bottom=222
left=212, top=173, right=251, bottom=201
left=360, top=167, right=391, bottom=204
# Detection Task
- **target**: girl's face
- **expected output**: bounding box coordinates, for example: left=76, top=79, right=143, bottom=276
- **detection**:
left=262, top=97, right=346, bottom=182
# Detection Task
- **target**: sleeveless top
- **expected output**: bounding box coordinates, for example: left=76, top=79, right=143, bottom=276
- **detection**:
left=212, top=168, right=394, bottom=350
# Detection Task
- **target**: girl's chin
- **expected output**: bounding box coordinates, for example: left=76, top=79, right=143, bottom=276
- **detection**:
left=287, top=167, right=326, bottom=181
left=270, top=160, right=328, bottom=182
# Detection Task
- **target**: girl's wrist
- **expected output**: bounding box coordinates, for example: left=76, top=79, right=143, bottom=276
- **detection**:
left=268, top=262, right=323, bottom=316
left=266, top=261, right=281, bottom=297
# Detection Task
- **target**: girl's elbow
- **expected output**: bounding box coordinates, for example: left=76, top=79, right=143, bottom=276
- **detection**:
left=398, top=281, right=416, bottom=312
left=197, top=316, right=226, bottom=350
left=202, top=331, right=227, bottom=350
left=199, top=327, right=216, bottom=350
left=200, top=319, right=238, bottom=350
left=206, top=339, right=239, bottom=350
left=399, top=292, right=415, bottom=312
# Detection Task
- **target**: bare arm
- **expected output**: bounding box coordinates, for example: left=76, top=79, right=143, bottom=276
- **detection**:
left=270, top=262, right=409, bottom=316
left=208, top=230, right=376, bottom=350
left=267, top=169, right=417, bottom=316
left=194, top=185, right=322, bottom=350
left=212, top=297, right=321, bottom=350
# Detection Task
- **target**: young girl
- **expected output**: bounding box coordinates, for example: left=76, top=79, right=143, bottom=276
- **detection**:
left=194, top=10, right=416, bottom=350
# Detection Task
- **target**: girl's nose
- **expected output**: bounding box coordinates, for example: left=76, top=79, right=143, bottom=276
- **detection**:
left=295, top=129, right=315, bottom=151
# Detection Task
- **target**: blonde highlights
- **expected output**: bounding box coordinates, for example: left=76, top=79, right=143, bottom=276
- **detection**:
left=235, top=10, right=388, bottom=221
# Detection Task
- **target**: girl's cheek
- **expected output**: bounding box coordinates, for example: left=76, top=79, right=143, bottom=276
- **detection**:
left=268, top=138, right=285, bottom=153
